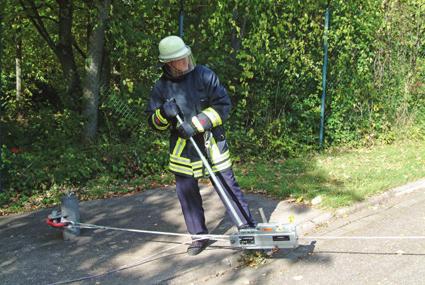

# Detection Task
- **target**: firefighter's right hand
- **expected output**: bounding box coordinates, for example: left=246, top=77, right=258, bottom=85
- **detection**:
left=177, top=122, right=196, bottom=139
left=160, top=101, right=179, bottom=120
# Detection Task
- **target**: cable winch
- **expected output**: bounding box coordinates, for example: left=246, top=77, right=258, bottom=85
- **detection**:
left=46, top=211, right=299, bottom=250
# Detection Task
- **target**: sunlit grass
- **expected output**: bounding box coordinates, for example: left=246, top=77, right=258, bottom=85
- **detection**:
left=234, top=140, right=425, bottom=208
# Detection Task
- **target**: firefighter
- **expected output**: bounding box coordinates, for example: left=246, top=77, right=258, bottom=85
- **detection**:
left=146, top=35, right=255, bottom=256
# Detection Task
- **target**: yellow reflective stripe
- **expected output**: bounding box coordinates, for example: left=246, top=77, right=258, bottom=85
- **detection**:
left=192, top=160, right=203, bottom=178
left=169, top=163, right=193, bottom=176
left=212, top=159, right=232, bottom=172
left=170, top=155, right=191, bottom=166
left=169, top=137, right=191, bottom=176
left=211, top=150, right=230, bottom=164
left=155, top=109, right=169, bottom=124
left=154, top=124, right=169, bottom=130
left=152, top=114, right=169, bottom=130
left=202, top=107, right=222, bottom=127
left=170, top=153, right=190, bottom=163
left=208, top=137, right=221, bottom=161
left=169, top=160, right=204, bottom=177
left=169, top=162, right=192, bottom=171
left=172, top=138, right=186, bottom=156
left=191, top=116, right=205, bottom=132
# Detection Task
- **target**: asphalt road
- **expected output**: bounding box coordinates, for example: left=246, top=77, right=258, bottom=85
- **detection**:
left=2, top=182, right=423, bottom=285
left=0, top=185, right=284, bottom=285
left=206, top=188, right=425, bottom=285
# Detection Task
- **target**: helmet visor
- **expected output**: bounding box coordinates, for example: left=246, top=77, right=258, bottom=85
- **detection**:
left=164, top=54, right=196, bottom=78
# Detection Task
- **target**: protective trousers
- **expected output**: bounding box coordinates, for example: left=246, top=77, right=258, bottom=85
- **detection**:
left=175, top=168, right=255, bottom=235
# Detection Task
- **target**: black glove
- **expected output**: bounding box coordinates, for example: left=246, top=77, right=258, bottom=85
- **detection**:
left=177, top=122, right=196, bottom=139
left=160, top=101, right=179, bottom=120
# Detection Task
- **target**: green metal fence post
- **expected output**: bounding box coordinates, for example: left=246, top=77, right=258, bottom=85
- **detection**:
left=0, top=1, right=4, bottom=192
left=178, top=0, right=184, bottom=38
left=319, top=7, right=330, bottom=149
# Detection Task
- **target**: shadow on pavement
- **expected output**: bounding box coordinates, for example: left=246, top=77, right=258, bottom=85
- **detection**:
left=0, top=186, right=279, bottom=285
left=262, top=241, right=331, bottom=265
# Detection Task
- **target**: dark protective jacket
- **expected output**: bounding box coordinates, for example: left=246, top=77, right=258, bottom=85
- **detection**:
left=146, top=65, right=233, bottom=178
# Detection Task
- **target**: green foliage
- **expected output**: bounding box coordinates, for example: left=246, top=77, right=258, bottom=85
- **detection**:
left=2, top=145, right=103, bottom=192
left=0, top=87, right=169, bottom=208
left=0, top=0, right=424, bottom=209
left=326, top=0, right=425, bottom=146
left=184, top=0, right=424, bottom=156
left=0, top=134, right=169, bottom=210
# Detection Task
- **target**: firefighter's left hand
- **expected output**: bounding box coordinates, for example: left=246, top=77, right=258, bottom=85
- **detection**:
left=177, top=122, right=196, bottom=139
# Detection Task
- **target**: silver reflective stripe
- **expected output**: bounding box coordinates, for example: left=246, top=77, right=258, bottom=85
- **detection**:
left=170, top=154, right=191, bottom=165
left=169, top=163, right=193, bottom=176
left=212, top=159, right=232, bottom=172
left=192, top=161, right=203, bottom=168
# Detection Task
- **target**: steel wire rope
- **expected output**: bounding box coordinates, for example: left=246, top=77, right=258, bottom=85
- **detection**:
left=46, top=240, right=189, bottom=285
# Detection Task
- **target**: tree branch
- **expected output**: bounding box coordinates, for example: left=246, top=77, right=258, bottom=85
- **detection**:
left=39, top=16, right=59, bottom=24
left=19, top=0, right=57, bottom=53
left=73, top=37, right=86, bottom=58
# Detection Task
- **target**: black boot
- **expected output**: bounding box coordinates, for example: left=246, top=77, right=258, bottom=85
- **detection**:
left=187, top=239, right=210, bottom=256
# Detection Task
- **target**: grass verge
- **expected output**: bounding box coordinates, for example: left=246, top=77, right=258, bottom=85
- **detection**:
left=2, top=139, right=424, bottom=215
left=234, top=139, right=425, bottom=208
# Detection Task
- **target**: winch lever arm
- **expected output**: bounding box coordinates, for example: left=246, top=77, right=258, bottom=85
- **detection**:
left=175, top=113, right=244, bottom=227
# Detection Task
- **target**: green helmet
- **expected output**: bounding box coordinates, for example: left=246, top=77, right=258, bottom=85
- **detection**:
left=158, top=35, right=191, bottom=63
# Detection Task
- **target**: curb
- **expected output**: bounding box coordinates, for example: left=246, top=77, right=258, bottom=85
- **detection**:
left=299, top=178, right=425, bottom=236
left=334, top=178, right=425, bottom=218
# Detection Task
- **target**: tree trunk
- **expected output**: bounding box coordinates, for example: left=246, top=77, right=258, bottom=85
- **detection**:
left=100, top=46, right=111, bottom=93
left=15, top=25, right=23, bottom=101
left=56, top=0, right=81, bottom=108
left=82, top=0, right=110, bottom=142
left=19, top=0, right=82, bottom=109
left=0, top=0, right=4, bottom=193
left=231, top=7, right=246, bottom=58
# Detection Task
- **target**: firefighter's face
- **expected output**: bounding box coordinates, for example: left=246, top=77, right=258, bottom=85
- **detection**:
left=167, top=57, right=189, bottom=72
